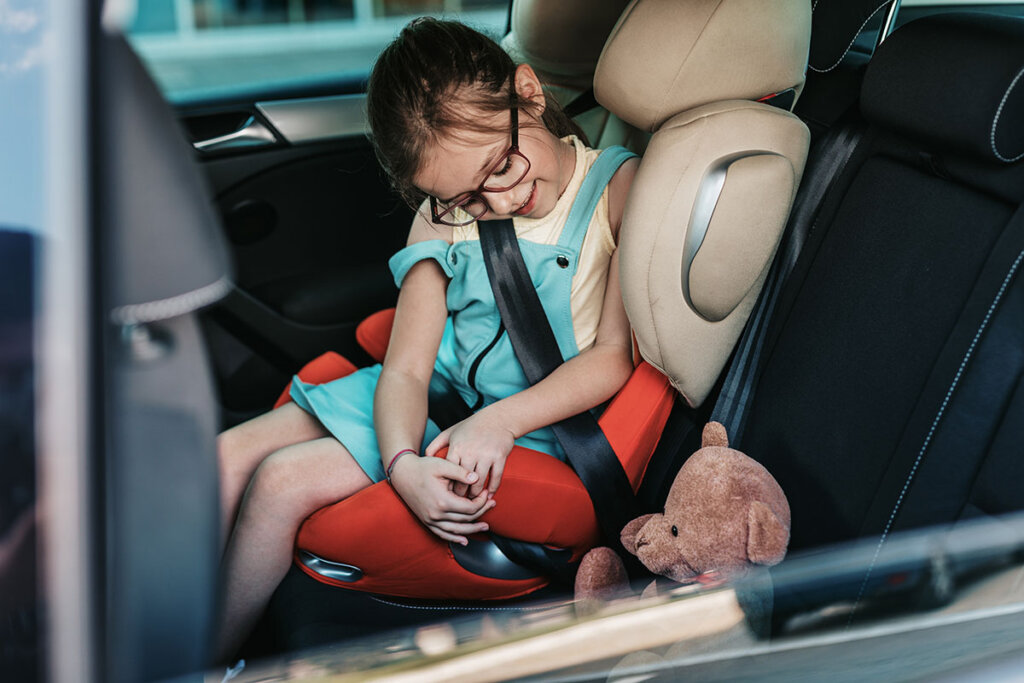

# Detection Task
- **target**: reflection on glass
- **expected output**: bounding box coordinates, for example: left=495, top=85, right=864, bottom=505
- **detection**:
left=0, top=232, right=39, bottom=680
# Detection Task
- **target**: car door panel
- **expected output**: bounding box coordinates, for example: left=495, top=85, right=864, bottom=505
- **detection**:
left=176, top=93, right=411, bottom=422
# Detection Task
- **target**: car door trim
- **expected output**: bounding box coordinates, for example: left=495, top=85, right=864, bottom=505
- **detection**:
left=256, top=94, right=369, bottom=144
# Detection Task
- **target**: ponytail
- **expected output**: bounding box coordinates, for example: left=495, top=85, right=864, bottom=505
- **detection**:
left=541, top=92, right=590, bottom=147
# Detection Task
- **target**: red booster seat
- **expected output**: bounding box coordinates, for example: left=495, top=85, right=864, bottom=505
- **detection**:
left=277, top=311, right=674, bottom=599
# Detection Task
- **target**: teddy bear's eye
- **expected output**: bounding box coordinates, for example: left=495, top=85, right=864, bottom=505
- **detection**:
left=671, top=525, right=678, bottom=537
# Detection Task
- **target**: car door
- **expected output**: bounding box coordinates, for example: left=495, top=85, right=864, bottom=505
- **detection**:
left=125, top=2, right=511, bottom=425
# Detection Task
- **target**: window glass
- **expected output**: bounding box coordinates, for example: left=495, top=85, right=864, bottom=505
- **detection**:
left=125, top=0, right=509, bottom=102
left=0, top=0, right=44, bottom=678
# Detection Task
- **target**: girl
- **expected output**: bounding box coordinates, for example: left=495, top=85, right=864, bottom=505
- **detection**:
left=215, top=17, right=638, bottom=661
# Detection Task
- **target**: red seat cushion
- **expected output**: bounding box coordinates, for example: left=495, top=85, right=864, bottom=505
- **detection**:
left=293, top=358, right=673, bottom=599
left=356, top=307, right=396, bottom=363
left=272, top=351, right=358, bottom=410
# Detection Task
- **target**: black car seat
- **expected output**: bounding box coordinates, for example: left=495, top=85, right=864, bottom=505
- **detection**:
left=733, top=12, right=1024, bottom=560
left=796, top=0, right=900, bottom=137
left=501, top=0, right=647, bottom=152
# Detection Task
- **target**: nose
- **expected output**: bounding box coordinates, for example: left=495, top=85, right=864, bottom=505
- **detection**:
left=480, top=188, right=518, bottom=217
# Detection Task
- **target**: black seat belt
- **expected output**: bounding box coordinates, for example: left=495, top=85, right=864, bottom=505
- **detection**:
left=478, top=218, right=641, bottom=555
left=711, top=122, right=868, bottom=442
left=563, top=88, right=599, bottom=119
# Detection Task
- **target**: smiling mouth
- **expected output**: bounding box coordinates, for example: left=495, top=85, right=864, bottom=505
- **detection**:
left=514, top=182, right=536, bottom=216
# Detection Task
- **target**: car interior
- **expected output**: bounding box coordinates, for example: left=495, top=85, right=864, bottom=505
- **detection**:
left=94, top=0, right=1024, bottom=678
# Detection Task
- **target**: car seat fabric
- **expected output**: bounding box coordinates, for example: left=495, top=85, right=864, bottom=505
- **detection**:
left=859, top=13, right=1024, bottom=164
left=796, top=0, right=894, bottom=137
left=597, top=0, right=812, bottom=407
left=738, top=13, right=1024, bottom=553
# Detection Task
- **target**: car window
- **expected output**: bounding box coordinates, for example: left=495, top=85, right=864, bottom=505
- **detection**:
left=124, top=0, right=510, bottom=103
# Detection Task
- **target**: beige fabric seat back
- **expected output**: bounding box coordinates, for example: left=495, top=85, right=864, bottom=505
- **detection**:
left=502, top=0, right=647, bottom=152
left=596, top=0, right=812, bottom=407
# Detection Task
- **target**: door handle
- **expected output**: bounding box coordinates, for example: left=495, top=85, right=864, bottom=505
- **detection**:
left=193, top=116, right=277, bottom=152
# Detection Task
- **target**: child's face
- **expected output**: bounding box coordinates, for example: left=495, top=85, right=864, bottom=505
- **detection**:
left=412, top=95, right=577, bottom=224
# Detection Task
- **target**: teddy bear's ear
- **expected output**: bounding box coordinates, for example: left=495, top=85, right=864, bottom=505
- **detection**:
left=747, top=501, right=790, bottom=566
left=620, top=514, right=656, bottom=555
left=702, top=421, right=729, bottom=449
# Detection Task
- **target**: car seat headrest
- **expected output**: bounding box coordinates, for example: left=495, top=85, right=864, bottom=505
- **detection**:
left=502, top=0, right=632, bottom=89
left=808, top=0, right=893, bottom=74
left=861, top=13, right=1024, bottom=165
left=594, top=0, right=811, bottom=132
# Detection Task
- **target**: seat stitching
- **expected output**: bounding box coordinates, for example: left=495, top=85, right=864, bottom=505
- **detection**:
left=992, top=65, right=1024, bottom=163
left=848, top=247, right=1024, bottom=625
left=809, top=1, right=890, bottom=74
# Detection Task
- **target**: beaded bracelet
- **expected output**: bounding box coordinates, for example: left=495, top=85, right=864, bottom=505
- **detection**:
left=386, top=448, right=418, bottom=482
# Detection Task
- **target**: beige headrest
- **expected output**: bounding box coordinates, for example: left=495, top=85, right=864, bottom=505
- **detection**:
left=595, top=0, right=811, bottom=132
left=618, top=101, right=809, bottom=407
left=502, top=0, right=632, bottom=88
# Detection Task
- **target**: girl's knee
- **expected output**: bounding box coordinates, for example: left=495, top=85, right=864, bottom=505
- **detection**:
left=217, top=429, right=249, bottom=481
left=248, top=450, right=306, bottom=502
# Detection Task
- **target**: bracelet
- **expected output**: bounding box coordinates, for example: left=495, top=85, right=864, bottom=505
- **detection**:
left=386, top=448, right=418, bottom=482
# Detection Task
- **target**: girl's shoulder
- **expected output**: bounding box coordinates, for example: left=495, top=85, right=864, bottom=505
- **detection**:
left=605, top=155, right=639, bottom=241
left=406, top=199, right=455, bottom=247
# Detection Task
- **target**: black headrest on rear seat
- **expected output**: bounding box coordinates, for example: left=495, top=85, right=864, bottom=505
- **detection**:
left=860, top=13, right=1024, bottom=164
left=808, top=0, right=891, bottom=73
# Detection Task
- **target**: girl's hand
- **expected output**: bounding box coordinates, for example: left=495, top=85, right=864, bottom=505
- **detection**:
left=425, top=412, right=515, bottom=499
left=388, top=454, right=496, bottom=545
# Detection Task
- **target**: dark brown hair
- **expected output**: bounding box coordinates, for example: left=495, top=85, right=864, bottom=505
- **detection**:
left=367, top=17, right=586, bottom=208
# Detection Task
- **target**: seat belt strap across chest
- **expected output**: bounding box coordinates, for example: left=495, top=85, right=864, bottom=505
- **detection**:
left=478, top=147, right=639, bottom=553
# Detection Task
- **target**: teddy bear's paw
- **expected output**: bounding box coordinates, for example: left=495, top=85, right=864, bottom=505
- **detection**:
left=574, top=546, right=630, bottom=614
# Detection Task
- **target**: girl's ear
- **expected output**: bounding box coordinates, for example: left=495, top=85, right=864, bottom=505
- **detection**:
left=514, top=64, right=547, bottom=113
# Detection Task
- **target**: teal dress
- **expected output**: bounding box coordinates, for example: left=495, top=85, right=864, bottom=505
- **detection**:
left=289, top=146, right=636, bottom=482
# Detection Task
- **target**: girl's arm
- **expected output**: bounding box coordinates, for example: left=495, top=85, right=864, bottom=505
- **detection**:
left=374, top=212, right=495, bottom=544
left=426, top=247, right=633, bottom=498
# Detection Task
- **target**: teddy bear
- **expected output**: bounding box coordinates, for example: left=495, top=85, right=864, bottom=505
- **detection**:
left=575, top=421, right=791, bottom=604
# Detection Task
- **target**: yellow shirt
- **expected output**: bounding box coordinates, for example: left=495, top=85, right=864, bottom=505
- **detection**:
left=452, top=136, right=616, bottom=352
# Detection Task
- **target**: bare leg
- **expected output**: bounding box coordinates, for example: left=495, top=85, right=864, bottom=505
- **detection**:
left=217, top=403, right=329, bottom=547
left=215, top=437, right=372, bottom=663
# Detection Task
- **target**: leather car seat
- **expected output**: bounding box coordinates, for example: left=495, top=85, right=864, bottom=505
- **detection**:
left=287, top=0, right=811, bottom=600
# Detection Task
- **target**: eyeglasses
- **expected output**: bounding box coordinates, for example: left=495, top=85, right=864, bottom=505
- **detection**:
left=429, top=73, right=531, bottom=227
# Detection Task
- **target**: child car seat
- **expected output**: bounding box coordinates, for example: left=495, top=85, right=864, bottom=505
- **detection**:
left=286, top=0, right=811, bottom=600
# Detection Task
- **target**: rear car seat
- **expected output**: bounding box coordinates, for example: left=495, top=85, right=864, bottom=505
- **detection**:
left=796, top=0, right=897, bottom=137
left=735, top=13, right=1024, bottom=556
